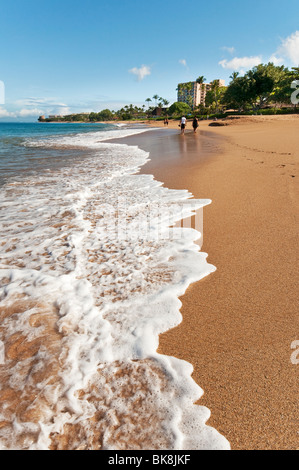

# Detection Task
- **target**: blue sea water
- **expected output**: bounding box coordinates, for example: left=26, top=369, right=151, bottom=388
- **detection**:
left=0, top=120, right=229, bottom=450
left=0, top=122, right=116, bottom=186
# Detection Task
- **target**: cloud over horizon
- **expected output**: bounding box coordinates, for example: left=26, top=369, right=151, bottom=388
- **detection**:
left=0, top=96, right=72, bottom=120
left=0, top=106, right=51, bottom=119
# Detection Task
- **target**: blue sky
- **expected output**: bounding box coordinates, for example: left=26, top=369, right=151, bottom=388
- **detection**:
left=0, top=0, right=299, bottom=120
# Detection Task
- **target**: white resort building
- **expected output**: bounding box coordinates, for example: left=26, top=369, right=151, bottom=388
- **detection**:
left=177, top=79, right=226, bottom=109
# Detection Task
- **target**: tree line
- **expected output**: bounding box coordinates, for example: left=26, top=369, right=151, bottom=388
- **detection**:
left=39, top=64, right=299, bottom=123
left=173, top=64, right=299, bottom=117
left=39, top=95, right=170, bottom=122
left=201, top=63, right=299, bottom=115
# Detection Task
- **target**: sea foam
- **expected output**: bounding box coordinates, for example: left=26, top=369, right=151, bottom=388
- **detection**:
left=0, top=126, right=230, bottom=450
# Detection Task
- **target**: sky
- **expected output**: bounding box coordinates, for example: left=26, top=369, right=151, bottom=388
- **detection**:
left=0, top=0, right=299, bottom=121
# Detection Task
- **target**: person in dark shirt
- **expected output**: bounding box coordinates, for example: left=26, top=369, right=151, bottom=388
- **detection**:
left=192, top=116, right=199, bottom=133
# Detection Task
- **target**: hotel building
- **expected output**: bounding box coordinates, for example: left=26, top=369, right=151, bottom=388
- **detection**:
left=177, top=79, right=225, bottom=108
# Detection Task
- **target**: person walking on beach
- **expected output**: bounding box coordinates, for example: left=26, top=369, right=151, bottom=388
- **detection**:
left=180, top=116, right=187, bottom=135
left=192, top=116, right=199, bottom=133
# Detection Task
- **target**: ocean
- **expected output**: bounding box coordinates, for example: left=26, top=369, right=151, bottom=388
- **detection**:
left=0, top=122, right=229, bottom=450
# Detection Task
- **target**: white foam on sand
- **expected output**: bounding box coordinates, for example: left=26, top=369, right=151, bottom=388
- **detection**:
left=0, top=126, right=230, bottom=450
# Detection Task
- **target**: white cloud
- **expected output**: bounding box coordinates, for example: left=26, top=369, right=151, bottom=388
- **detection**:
left=179, top=59, right=187, bottom=67
left=219, top=55, right=262, bottom=70
left=18, top=108, right=45, bottom=117
left=0, top=107, right=46, bottom=118
left=221, top=46, right=236, bottom=55
left=129, top=65, right=151, bottom=81
left=268, top=54, right=284, bottom=66
left=15, top=97, right=55, bottom=107
left=276, top=31, right=299, bottom=65
left=0, top=96, right=72, bottom=120
left=218, top=31, right=299, bottom=73
left=0, top=107, right=15, bottom=118
left=15, top=97, right=70, bottom=114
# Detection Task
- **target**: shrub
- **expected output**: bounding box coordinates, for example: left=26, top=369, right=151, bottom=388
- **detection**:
left=168, top=102, right=191, bottom=116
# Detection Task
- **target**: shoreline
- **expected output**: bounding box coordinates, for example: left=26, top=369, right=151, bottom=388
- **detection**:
left=1, top=117, right=297, bottom=449
left=114, top=115, right=299, bottom=450
left=0, top=122, right=230, bottom=450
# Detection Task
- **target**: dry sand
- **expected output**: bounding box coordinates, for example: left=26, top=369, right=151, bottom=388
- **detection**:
left=118, top=115, right=299, bottom=450
left=1, top=116, right=296, bottom=450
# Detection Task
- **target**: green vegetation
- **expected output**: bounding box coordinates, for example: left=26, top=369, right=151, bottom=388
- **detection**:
left=176, top=63, right=299, bottom=119
left=205, top=80, right=227, bottom=114
left=168, top=102, right=191, bottom=116
left=38, top=63, right=299, bottom=123
left=176, top=82, right=194, bottom=109
left=39, top=94, right=170, bottom=122
left=89, top=109, right=114, bottom=121
left=201, top=63, right=299, bottom=115
left=196, top=76, right=206, bottom=84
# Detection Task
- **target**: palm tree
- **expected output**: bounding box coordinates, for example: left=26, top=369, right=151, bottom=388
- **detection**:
left=229, top=72, right=239, bottom=83
left=185, top=82, right=194, bottom=109
left=196, top=76, right=206, bottom=84
left=158, top=96, right=169, bottom=109
left=196, top=76, right=207, bottom=101
left=152, top=94, right=160, bottom=107
left=210, top=80, right=226, bottom=113
left=145, top=98, right=152, bottom=109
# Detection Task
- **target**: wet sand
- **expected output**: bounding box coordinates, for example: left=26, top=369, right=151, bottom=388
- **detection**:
left=115, top=116, right=299, bottom=450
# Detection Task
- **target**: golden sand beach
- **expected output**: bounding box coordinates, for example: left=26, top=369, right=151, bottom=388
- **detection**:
left=0, top=116, right=297, bottom=450
left=119, top=115, right=299, bottom=450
